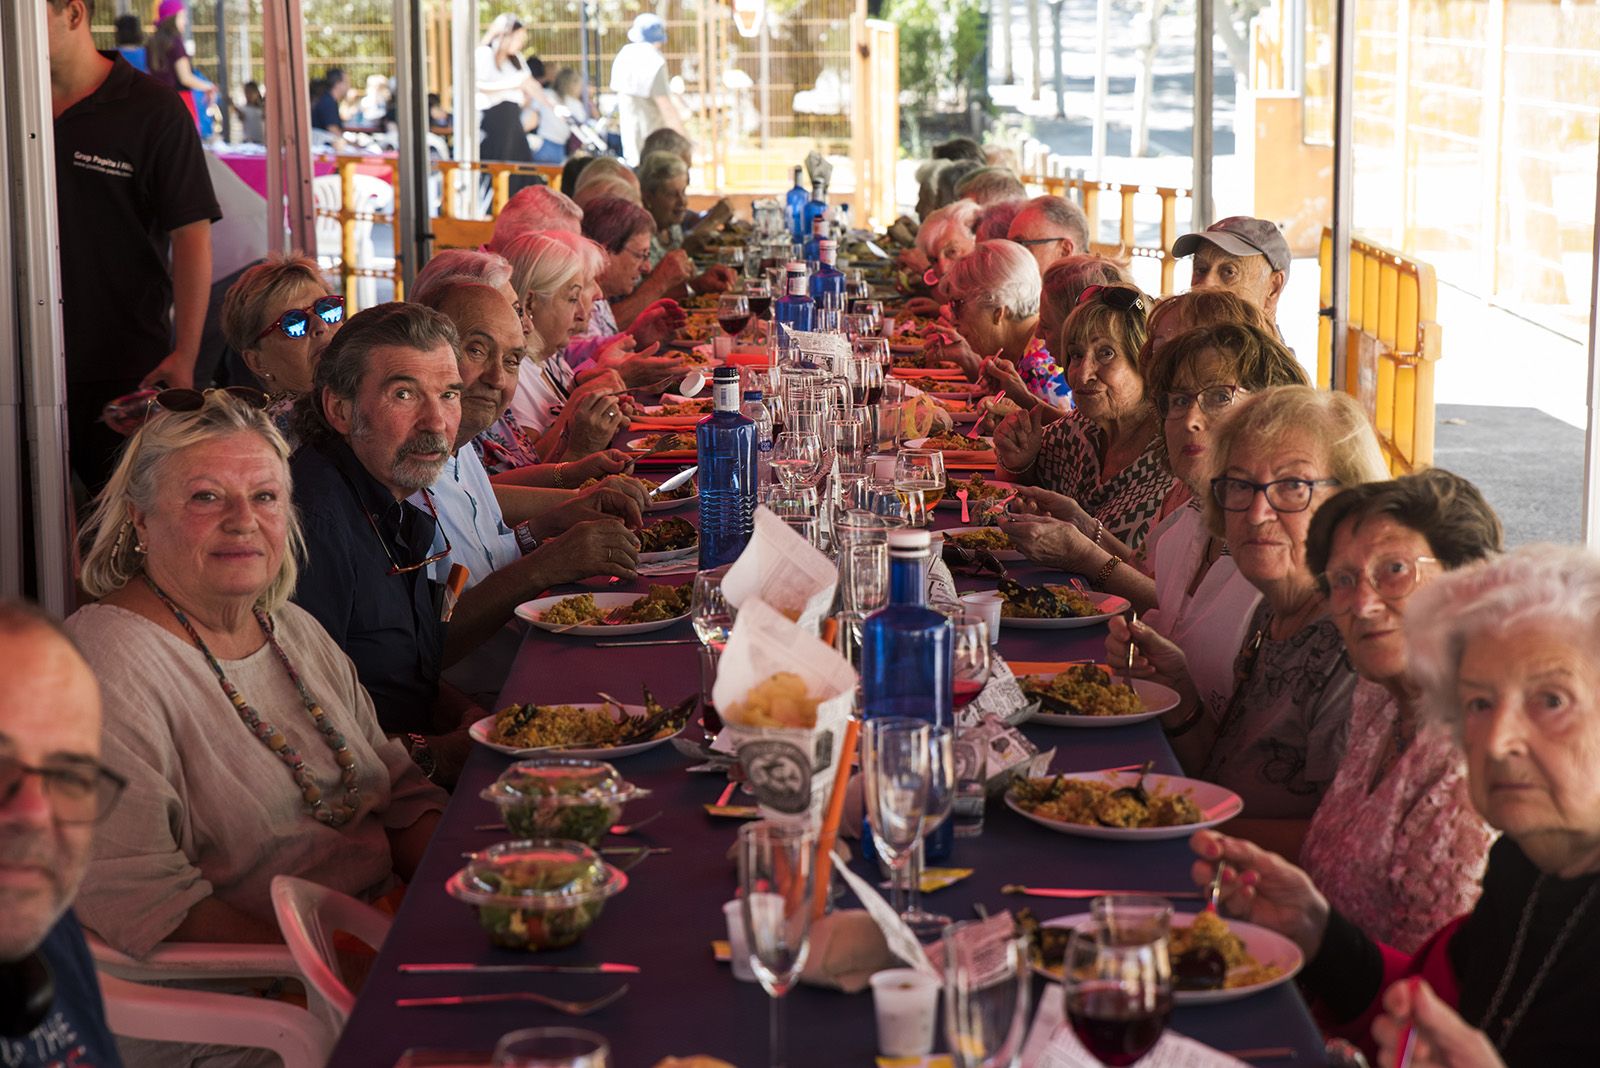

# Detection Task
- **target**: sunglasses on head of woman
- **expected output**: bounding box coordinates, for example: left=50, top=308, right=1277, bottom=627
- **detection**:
left=254, top=295, right=345, bottom=343
left=1076, top=284, right=1145, bottom=313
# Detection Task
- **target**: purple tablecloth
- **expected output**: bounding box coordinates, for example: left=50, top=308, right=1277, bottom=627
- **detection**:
left=330, top=496, right=1327, bottom=1067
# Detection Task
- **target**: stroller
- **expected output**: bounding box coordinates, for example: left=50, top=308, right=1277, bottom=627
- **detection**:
left=557, top=104, right=615, bottom=157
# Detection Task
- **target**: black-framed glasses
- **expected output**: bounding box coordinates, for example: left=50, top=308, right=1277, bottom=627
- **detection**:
left=1160, top=384, right=1245, bottom=419
left=1076, top=284, right=1145, bottom=313
left=364, top=489, right=453, bottom=575
left=1321, top=554, right=1439, bottom=607
left=1211, top=476, right=1341, bottom=513
left=0, top=755, right=127, bottom=824
left=1012, top=235, right=1066, bottom=248
left=254, top=295, right=345, bottom=343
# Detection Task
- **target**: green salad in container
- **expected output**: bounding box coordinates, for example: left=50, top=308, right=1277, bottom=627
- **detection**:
left=481, top=757, right=649, bottom=846
left=446, top=839, right=628, bottom=950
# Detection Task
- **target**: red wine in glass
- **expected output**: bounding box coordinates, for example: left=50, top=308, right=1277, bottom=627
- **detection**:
left=953, top=677, right=985, bottom=709
left=719, top=314, right=752, bottom=336
left=1066, top=983, right=1171, bottom=1067
left=748, top=295, right=773, bottom=318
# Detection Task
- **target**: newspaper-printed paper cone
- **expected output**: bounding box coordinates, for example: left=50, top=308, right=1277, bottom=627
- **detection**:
left=713, top=599, right=857, bottom=826
left=722, top=506, right=839, bottom=635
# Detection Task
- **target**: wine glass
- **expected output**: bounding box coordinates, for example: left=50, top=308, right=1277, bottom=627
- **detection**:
left=771, top=432, right=822, bottom=491
left=778, top=513, right=819, bottom=547
left=738, top=821, right=818, bottom=1068
left=854, top=298, right=885, bottom=333
left=747, top=279, right=774, bottom=329
left=1063, top=897, right=1174, bottom=1067
left=691, top=567, right=736, bottom=741
left=718, top=294, right=752, bottom=342
left=949, top=613, right=992, bottom=715
left=840, top=541, right=889, bottom=614
left=829, top=414, right=866, bottom=478
left=492, top=1028, right=609, bottom=1067
left=894, top=448, right=946, bottom=528
left=942, top=924, right=1031, bottom=1068
left=860, top=718, right=930, bottom=916
left=901, top=724, right=955, bottom=936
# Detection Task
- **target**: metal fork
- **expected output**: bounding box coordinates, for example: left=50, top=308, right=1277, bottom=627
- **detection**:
left=396, top=984, right=629, bottom=1016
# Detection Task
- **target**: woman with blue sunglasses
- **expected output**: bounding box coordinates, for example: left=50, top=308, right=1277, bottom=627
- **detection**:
left=221, top=253, right=345, bottom=438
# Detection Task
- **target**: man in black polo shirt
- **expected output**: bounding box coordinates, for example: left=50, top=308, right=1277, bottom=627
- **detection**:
left=311, top=67, right=347, bottom=135
left=289, top=302, right=479, bottom=787
left=47, top=0, right=220, bottom=491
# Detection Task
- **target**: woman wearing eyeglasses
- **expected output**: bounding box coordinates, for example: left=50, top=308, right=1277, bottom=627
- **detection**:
left=995, top=281, right=1172, bottom=552
left=1108, top=386, right=1388, bottom=858
left=220, top=252, right=345, bottom=441
left=66, top=391, right=444, bottom=963
left=1295, top=471, right=1499, bottom=952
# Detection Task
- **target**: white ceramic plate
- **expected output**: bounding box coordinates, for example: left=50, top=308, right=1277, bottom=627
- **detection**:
left=1004, top=770, right=1243, bottom=841
left=468, top=703, right=685, bottom=759
left=1034, top=913, right=1304, bottom=1005
left=1001, top=590, right=1131, bottom=629
left=515, top=591, right=690, bottom=636
left=939, top=478, right=1018, bottom=508
left=941, top=525, right=1025, bottom=561
left=624, top=434, right=696, bottom=454
left=1021, top=676, right=1182, bottom=727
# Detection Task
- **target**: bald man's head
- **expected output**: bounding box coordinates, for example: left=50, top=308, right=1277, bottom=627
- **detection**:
left=0, top=604, right=104, bottom=961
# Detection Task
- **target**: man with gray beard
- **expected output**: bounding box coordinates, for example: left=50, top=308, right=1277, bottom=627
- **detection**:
left=289, top=302, right=482, bottom=785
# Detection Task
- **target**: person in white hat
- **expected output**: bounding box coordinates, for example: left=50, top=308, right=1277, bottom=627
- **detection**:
left=609, top=13, right=683, bottom=165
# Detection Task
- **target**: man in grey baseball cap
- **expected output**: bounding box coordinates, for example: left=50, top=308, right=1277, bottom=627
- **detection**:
left=1172, top=216, right=1291, bottom=319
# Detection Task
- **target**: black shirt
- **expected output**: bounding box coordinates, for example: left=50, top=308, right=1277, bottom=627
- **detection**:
left=3, top=911, right=123, bottom=1067
left=53, top=53, right=220, bottom=384
left=290, top=437, right=446, bottom=735
left=311, top=91, right=342, bottom=132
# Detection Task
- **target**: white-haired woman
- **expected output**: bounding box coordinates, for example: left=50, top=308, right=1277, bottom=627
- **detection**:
left=903, top=200, right=980, bottom=317
left=927, top=240, right=1070, bottom=409
left=1106, top=386, right=1388, bottom=857
left=1188, top=544, right=1600, bottom=1068
left=67, top=391, right=443, bottom=964
left=220, top=253, right=345, bottom=440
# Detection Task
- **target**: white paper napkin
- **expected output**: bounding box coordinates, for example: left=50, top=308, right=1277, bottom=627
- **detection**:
left=722, top=506, right=839, bottom=634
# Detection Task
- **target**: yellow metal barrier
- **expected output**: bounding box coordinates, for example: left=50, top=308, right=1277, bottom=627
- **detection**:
left=1317, top=227, right=1443, bottom=474
left=1024, top=159, right=1190, bottom=296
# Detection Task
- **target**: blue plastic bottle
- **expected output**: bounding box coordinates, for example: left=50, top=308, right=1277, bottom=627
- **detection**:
left=802, top=211, right=828, bottom=264
left=785, top=166, right=809, bottom=241
left=860, top=529, right=955, bottom=861
left=809, top=239, right=846, bottom=306
left=696, top=367, right=757, bottom=569
left=772, top=262, right=815, bottom=359
left=802, top=180, right=828, bottom=246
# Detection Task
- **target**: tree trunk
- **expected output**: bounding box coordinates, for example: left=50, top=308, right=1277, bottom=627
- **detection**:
left=1132, top=0, right=1169, bottom=157
left=1215, top=0, right=1253, bottom=84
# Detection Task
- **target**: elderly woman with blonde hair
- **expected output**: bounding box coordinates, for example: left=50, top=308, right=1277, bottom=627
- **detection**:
left=1106, top=385, right=1388, bottom=856
left=66, top=391, right=443, bottom=963
left=219, top=252, right=345, bottom=436
left=1189, top=544, right=1600, bottom=1068
left=571, top=156, right=641, bottom=209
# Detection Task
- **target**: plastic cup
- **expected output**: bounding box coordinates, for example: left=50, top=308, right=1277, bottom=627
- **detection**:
left=869, top=967, right=939, bottom=1057
left=722, top=899, right=757, bottom=982
left=959, top=590, right=1003, bottom=645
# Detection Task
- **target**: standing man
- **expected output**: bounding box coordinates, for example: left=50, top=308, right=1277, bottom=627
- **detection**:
left=47, top=0, right=219, bottom=492
left=1172, top=216, right=1292, bottom=322
left=609, top=13, right=682, bottom=165
left=0, top=602, right=124, bottom=1066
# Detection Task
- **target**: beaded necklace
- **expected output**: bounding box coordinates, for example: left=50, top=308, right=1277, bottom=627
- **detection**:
left=141, top=575, right=362, bottom=826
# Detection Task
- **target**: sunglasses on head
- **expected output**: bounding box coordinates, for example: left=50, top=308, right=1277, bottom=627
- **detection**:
left=255, top=295, right=345, bottom=343
left=1076, top=284, right=1145, bottom=313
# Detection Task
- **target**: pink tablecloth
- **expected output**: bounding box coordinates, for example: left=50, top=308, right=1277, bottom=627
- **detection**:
left=214, top=150, right=394, bottom=199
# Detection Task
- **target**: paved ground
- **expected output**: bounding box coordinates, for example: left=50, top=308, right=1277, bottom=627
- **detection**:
left=1434, top=405, right=1584, bottom=546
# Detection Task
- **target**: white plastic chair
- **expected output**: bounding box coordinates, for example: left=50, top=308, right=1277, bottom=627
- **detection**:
left=311, top=172, right=395, bottom=308
left=270, top=874, right=393, bottom=1028
left=88, top=932, right=335, bottom=1068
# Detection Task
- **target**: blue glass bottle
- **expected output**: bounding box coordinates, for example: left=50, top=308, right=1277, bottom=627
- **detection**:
left=785, top=166, right=809, bottom=242
left=809, top=239, right=846, bottom=306
left=802, top=180, right=828, bottom=247
left=860, top=529, right=955, bottom=860
left=696, top=367, right=757, bottom=569
left=772, top=262, right=814, bottom=360
left=802, top=211, right=828, bottom=264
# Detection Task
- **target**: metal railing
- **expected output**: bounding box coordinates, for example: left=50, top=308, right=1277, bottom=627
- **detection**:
left=1317, top=226, right=1443, bottom=474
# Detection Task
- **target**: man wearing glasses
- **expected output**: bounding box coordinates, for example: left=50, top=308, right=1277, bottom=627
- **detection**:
left=1006, top=195, right=1091, bottom=275
left=288, top=303, right=478, bottom=786
left=0, top=602, right=123, bottom=1064
left=1172, top=216, right=1292, bottom=323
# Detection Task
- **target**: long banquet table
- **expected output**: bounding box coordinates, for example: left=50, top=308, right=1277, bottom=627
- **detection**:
left=332, top=502, right=1328, bottom=1067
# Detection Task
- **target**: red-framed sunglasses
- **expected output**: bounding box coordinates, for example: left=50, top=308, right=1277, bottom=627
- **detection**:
left=255, top=295, right=345, bottom=343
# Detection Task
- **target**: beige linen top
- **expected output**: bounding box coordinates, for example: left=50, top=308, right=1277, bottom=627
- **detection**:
left=66, top=602, right=446, bottom=957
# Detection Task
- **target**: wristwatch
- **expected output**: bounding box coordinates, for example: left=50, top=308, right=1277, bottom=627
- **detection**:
left=407, top=733, right=438, bottom=782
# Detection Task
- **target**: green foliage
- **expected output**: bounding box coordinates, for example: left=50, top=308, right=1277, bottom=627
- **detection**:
left=882, top=0, right=986, bottom=114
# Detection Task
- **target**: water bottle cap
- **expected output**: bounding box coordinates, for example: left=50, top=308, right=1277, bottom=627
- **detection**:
left=678, top=369, right=708, bottom=397
left=713, top=366, right=739, bottom=382
left=786, top=261, right=807, bottom=273
left=887, top=529, right=931, bottom=553
left=743, top=390, right=762, bottom=400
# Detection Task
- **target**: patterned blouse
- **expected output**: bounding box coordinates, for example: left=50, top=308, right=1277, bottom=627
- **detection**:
left=1300, top=679, right=1493, bottom=953
left=1197, top=602, right=1358, bottom=820
left=471, top=411, right=542, bottom=475
left=1029, top=411, right=1174, bottom=551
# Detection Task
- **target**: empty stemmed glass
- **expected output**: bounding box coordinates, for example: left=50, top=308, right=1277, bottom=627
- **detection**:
left=771, top=432, right=822, bottom=492
left=829, top=413, right=866, bottom=478
left=860, top=718, right=930, bottom=917
left=1063, top=896, right=1174, bottom=1067
left=738, top=822, right=818, bottom=1068
left=901, top=723, right=955, bottom=937
left=691, top=566, right=737, bottom=741
left=942, top=922, right=1032, bottom=1068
